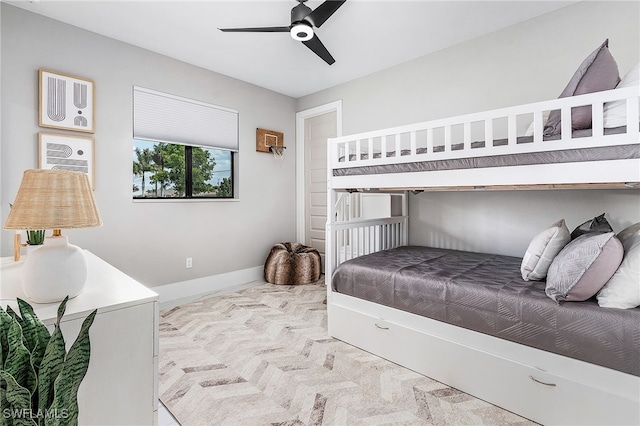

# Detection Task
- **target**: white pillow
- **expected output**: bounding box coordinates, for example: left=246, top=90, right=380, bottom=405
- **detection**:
left=603, top=62, right=640, bottom=128
left=521, top=219, right=570, bottom=281
left=597, top=223, right=640, bottom=309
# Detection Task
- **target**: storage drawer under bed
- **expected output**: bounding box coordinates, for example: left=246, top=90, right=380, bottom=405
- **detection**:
left=328, top=298, right=640, bottom=426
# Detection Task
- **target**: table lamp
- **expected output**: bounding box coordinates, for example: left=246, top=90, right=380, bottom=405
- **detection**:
left=4, top=169, right=102, bottom=303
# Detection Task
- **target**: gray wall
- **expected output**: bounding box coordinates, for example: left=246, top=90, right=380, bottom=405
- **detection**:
left=298, top=1, right=640, bottom=257
left=1, top=4, right=297, bottom=287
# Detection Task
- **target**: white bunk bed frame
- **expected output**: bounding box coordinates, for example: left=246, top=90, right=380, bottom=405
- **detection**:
left=325, top=87, right=640, bottom=426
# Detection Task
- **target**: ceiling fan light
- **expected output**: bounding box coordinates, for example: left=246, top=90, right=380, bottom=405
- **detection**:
left=290, top=23, right=313, bottom=41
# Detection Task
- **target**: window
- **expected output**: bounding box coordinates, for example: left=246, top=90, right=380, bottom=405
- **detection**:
left=132, top=140, right=233, bottom=198
left=132, top=87, right=238, bottom=199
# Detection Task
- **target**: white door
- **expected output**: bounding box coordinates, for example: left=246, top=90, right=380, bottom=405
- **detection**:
left=304, top=111, right=336, bottom=255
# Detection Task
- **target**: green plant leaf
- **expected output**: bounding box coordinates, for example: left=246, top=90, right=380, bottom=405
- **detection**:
left=45, top=309, right=96, bottom=426
left=16, top=299, right=50, bottom=370
left=0, top=385, right=7, bottom=426
left=0, top=371, right=38, bottom=426
left=4, top=320, right=37, bottom=397
left=36, top=298, right=68, bottom=414
left=30, top=341, right=45, bottom=420
left=6, top=305, right=21, bottom=324
left=55, top=299, right=67, bottom=327
left=15, top=298, right=51, bottom=413
left=0, top=307, right=13, bottom=370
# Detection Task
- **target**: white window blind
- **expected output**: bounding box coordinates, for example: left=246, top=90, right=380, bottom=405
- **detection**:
left=133, top=86, right=239, bottom=151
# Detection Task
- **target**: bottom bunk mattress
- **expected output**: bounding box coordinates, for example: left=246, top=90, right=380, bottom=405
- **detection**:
left=332, top=245, right=640, bottom=376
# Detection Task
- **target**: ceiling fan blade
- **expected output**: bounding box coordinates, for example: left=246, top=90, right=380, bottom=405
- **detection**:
left=302, top=34, right=335, bottom=65
left=306, top=0, right=346, bottom=28
left=219, top=26, right=290, bottom=33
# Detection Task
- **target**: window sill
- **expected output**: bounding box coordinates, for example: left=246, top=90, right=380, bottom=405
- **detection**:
left=132, top=198, right=239, bottom=203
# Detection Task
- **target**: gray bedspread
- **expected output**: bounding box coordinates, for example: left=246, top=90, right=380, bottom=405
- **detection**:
left=332, top=246, right=640, bottom=376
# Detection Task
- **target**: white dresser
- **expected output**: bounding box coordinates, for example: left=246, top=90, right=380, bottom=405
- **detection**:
left=0, top=251, right=159, bottom=426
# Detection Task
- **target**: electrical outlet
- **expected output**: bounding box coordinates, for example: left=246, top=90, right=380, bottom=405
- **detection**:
left=186, top=257, right=193, bottom=268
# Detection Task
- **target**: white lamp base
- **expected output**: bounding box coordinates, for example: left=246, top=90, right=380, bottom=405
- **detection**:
left=22, top=235, right=88, bottom=303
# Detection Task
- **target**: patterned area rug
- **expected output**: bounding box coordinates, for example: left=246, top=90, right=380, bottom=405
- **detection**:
left=159, top=280, right=534, bottom=425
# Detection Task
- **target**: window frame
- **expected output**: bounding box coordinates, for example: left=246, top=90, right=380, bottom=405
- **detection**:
left=132, top=140, right=235, bottom=200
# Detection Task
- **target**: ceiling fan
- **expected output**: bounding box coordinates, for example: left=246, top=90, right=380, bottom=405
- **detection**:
left=219, top=0, right=347, bottom=65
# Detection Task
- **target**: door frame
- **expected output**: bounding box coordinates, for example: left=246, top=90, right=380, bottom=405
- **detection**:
left=295, top=100, right=343, bottom=244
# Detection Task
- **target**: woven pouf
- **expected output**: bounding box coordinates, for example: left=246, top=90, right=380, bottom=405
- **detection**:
left=264, top=242, right=321, bottom=285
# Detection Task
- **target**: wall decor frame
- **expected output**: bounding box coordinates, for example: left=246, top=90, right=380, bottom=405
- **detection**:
left=39, top=132, right=96, bottom=189
left=39, top=69, right=95, bottom=133
left=256, top=128, right=284, bottom=153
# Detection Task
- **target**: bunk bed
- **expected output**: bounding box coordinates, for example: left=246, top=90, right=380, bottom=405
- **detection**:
left=325, top=85, right=640, bottom=426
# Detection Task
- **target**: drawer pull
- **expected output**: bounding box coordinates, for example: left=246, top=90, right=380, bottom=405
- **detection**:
left=374, top=323, right=389, bottom=330
left=529, top=375, right=557, bottom=387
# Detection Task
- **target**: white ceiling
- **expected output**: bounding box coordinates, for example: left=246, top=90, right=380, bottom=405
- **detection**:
left=6, top=0, right=577, bottom=98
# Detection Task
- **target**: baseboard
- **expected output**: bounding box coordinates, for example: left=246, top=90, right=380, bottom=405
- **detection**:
left=154, top=265, right=264, bottom=309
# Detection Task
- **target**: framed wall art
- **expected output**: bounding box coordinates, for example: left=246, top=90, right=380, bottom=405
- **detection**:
left=39, top=69, right=95, bottom=133
left=39, top=132, right=96, bottom=189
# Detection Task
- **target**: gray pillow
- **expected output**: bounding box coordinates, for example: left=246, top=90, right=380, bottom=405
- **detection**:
left=544, top=39, right=620, bottom=137
left=616, top=222, right=640, bottom=251
left=545, top=232, right=623, bottom=303
left=570, top=213, right=613, bottom=240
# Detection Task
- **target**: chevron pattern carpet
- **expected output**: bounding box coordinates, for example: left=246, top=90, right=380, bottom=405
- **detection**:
left=159, top=280, right=534, bottom=425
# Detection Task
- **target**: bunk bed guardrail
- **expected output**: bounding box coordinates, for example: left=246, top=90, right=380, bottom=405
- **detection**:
left=326, top=215, right=408, bottom=278
left=328, top=87, right=639, bottom=173
left=326, top=191, right=409, bottom=281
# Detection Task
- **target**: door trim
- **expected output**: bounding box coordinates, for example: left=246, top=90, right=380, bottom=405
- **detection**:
left=295, top=100, right=343, bottom=244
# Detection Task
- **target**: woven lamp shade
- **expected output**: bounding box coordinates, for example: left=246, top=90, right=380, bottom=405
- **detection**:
left=5, top=169, right=102, bottom=230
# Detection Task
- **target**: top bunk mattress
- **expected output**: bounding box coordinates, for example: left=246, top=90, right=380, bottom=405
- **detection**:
left=333, top=127, right=640, bottom=177
left=332, top=245, right=640, bottom=376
